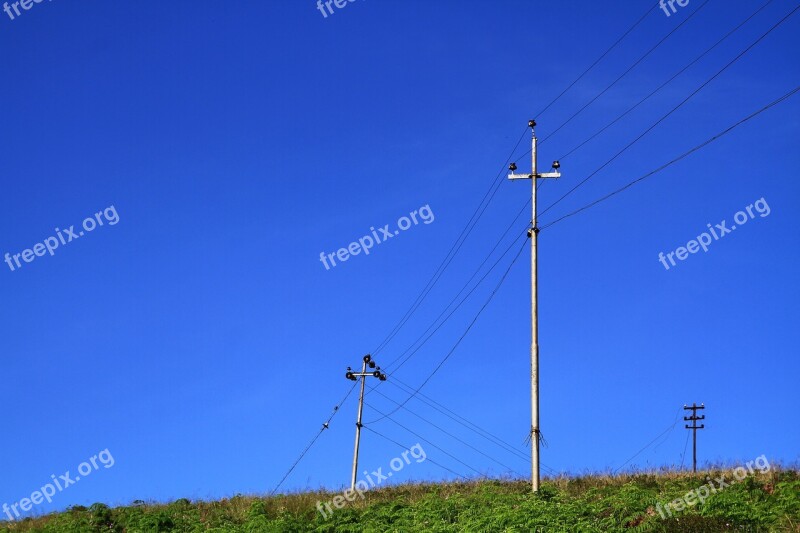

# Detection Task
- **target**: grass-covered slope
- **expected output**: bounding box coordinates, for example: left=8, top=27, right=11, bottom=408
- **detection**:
left=2, top=469, right=798, bottom=532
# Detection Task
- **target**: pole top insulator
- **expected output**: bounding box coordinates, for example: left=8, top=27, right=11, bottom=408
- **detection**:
left=509, top=162, right=517, bottom=172
left=528, top=119, right=537, bottom=129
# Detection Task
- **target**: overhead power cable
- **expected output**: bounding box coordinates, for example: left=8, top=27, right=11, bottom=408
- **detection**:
left=365, top=402, right=486, bottom=476
left=372, top=127, right=529, bottom=357
left=367, top=235, right=529, bottom=424
left=539, top=2, right=800, bottom=220
left=539, top=0, right=713, bottom=145
left=533, top=1, right=661, bottom=119
left=383, top=378, right=560, bottom=476
left=613, top=408, right=682, bottom=473
left=513, top=0, right=704, bottom=195
left=541, top=84, right=800, bottom=230
left=366, top=384, right=525, bottom=476
left=384, top=227, right=529, bottom=374
left=680, top=429, right=691, bottom=470
left=388, top=378, right=528, bottom=463
left=379, top=200, right=530, bottom=372
left=557, top=0, right=776, bottom=162
left=372, top=1, right=664, bottom=359
left=362, top=425, right=468, bottom=481
left=269, top=382, right=358, bottom=495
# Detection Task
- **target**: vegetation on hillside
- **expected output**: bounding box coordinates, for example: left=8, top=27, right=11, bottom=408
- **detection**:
left=2, top=468, right=798, bottom=532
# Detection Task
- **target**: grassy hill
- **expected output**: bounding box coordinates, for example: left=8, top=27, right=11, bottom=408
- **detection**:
left=2, top=468, right=798, bottom=532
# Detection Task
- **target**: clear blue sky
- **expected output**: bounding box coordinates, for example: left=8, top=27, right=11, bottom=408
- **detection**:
left=1, top=0, right=798, bottom=519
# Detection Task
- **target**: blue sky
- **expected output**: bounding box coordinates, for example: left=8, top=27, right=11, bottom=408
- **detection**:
left=1, top=0, right=798, bottom=519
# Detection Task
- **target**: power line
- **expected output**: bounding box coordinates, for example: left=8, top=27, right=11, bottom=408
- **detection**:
left=372, top=127, right=529, bottom=357
left=272, top=225, right=526, bottom=492
left=385, top=378, right=560, bottom=476
left=511, top=1, right=711, bottom=203
left=353, top=78, right=800, bottom=481
left=533, top=1, right=661, bottom=119
left=271, top=137, right=525, bottom=500
left=274, top=134, right=525, bottom=495
left=366, top=236, right=529, bottom=423
left=372, top=1, right=666, bottom=358
left=539, top=2, right=800, bottom=220
left=362, top=208, right=528, bottom=415
left=613, top=408, right=682, bottom=474
left=384, top=227, right=529, bottom=373
left=366, top=383, right=525, bottom=476
left=362, top=425, right=468, bottom=481
left=557, top=0, right=777, bottom=162
left=272, top=5, right=800, bottom=494
left=680, top=428, right=691, bottom=470
left=364, top=401, right=486, bottom=476
left=270, top=2, right=786, bottom=494
left=380, top=200, right=530, bottom=371
left=388, top=378, right=527, bottom=462
left=540, top=84, right=800, bottom=230
left=269, top=382, right=358, bottom=495
left=540, top=0, right=713, bottom=145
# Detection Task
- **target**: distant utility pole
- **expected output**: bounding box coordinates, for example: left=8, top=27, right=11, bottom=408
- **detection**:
left=684, top=403, right=705, bottom=473
left=508, top=120, right=562, bottom=492
left=345, top=354, right=386, bottom=490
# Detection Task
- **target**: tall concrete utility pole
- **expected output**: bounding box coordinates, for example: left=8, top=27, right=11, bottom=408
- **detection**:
left=345, top=354, right=386, bottom=490
left=684, top=403, right=705, bottom=473
left=508, top=120, right=561, bottom=492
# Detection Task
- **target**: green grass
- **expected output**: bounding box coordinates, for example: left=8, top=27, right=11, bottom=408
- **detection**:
left=2, top=468, right=798, bottom=532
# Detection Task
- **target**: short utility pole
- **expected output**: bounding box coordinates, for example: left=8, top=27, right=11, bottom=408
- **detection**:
left=345, top=354, right=386, bottom=490
left=684, top=403, right=705, bottom=473
left=508, top=120, right=562, bottom=492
